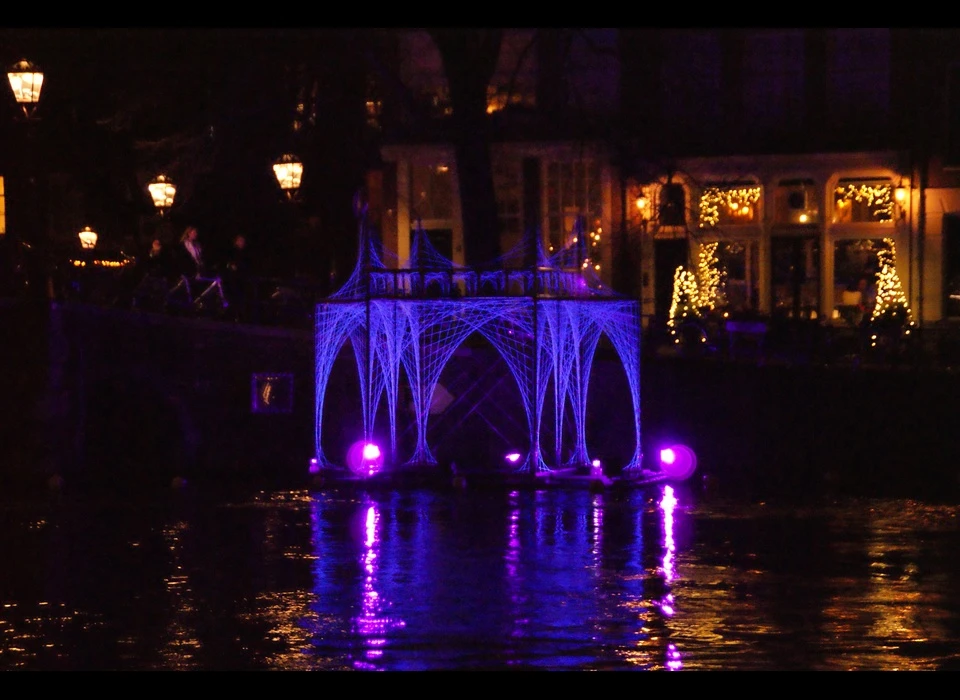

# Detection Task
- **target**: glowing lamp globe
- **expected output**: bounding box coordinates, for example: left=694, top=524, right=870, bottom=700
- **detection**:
left=346, top=439, right=383, bottom=477
left=273, top=154, right=303, bottom=198
left=78, top=227, right=98, bottom=250
left=148, top=175, right=176, bottom=213
left=658, top=444, right=697, bottom=481
left=7, top=59, right=43, bottom=117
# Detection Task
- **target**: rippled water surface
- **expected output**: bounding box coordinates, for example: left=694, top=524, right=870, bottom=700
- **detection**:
left=2, top=481, right=959, bottom=671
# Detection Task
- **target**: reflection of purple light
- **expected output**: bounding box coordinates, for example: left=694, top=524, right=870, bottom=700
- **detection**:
left=354, top=503, right=406, bottom=669
left=667, top=643, right=683, bottom=671
left=660, top=486, right=677, bottom=582
left=505, top=452, right=522, bottom=464
left=660, top=486, right=683, bottom=671
left=661, top=593, right=675, bottom=617
left=660, top=448, right=676, bottom=465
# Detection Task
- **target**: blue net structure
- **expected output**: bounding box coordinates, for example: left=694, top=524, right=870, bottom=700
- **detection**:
left=314, top=211, right=643, bottom=478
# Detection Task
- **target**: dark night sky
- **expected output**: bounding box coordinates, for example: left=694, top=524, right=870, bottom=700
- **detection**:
left=0, top=28, right=373, bottom=277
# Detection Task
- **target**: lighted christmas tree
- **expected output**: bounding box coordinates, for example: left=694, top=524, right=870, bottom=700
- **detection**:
left=667, top=265, right=701, bottom=344
left=870, top=237, right=913, bottom=326
left=696, top=241, right=723, bottom=311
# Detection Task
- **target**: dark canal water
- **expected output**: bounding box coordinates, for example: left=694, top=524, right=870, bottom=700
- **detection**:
left=2, top=476, right=959, bottom=671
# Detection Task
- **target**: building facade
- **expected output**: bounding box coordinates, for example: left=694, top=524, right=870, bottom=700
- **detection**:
left=364, top=28, right=960, bottom=330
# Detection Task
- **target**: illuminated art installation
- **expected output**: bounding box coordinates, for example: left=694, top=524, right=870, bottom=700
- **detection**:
left=313, top=211, right=644, bottom=477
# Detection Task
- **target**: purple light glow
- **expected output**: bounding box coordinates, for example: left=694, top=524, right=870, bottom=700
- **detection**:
left=659, top=444, right=697, bottom=481
left=346, top=439, right=384, bottom=477
left=660, top=485, right=684, bottom=670
left=308, top=458, right=320, bottom=474
left=667, top=643, right=683, bottom=671
left=505, top=452, right=522, bottom=464
left=591, top=458, right=601, bottom=468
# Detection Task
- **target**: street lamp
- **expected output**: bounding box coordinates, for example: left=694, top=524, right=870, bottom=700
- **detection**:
left=7, top=59, right=44, bottom=119
left=273, top=154, right=304, bottom=200
left=148, top=174, right=176, bottom=216
left=6, top=58, right=48, bottom=299
left=77, top=226, right=98, bottom=250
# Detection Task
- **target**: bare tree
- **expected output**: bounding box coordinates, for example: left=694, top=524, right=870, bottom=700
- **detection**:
left=426, top=29, right=504, bottom=269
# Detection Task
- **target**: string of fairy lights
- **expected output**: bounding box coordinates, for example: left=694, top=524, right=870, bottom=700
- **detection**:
left=666, top=242, right=724, bottom=343
left=834, top=182, right=894, bottom=222
left=868, top=237, right=916, bottom=346
left=698, top=186, right=761, bottom=228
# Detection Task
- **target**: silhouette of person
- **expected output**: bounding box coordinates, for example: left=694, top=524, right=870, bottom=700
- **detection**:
left=223, top=234, right=253, bottom=320
left=176, top=225, right=204, bottom=279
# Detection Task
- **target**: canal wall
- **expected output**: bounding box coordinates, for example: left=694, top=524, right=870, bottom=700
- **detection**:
left=3, top=298, right=959, bottom=500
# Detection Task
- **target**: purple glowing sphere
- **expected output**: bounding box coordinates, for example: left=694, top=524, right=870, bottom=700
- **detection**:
left=347, top=439, right=383, bottom=476
left=658, top=444, right=697, bottom=480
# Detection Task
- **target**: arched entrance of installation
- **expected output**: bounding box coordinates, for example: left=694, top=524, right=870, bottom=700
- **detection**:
left=425, top=329, right=528, bottom=472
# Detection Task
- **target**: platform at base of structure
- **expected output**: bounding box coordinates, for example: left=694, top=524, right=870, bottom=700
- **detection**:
left=308, top=463, right=675, bottom=492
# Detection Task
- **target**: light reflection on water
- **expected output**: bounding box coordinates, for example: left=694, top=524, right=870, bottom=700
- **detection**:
left=0, top=484, right=959, bottom=670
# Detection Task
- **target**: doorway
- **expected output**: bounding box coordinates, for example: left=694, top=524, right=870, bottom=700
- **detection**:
left=770, top=234, right=821, bottom=320
left=943, top=213, right=960, bottom=318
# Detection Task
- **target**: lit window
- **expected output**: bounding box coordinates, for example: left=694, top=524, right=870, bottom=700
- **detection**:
left=715, top=241, right=759, bottom=313
left=545, top=161, right=603, bottom=270
left=365, top=75, right=383, bottom=130
left=833, top=179, right=894, bottom=223
left=0, top=176, right=5, bottom=235
left=411, top=164, right=453, bottom=221
left=833, top=238, right=887, bottom=325
left=698, top=184, right=761, bottom=228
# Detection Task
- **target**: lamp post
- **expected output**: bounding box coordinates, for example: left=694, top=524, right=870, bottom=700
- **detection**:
left=6, top=58, right=47, bottom=299
left=272, top=153, right=307, bottom=281
left=144, top=174, right=176, bottom=254
left=7, top=59, right=44, bottom=119
left=273, top=153, right=304, bottom=201
left=77, top=226, right=98, bottom=250
left=148, top=174, right=177, bottom=216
